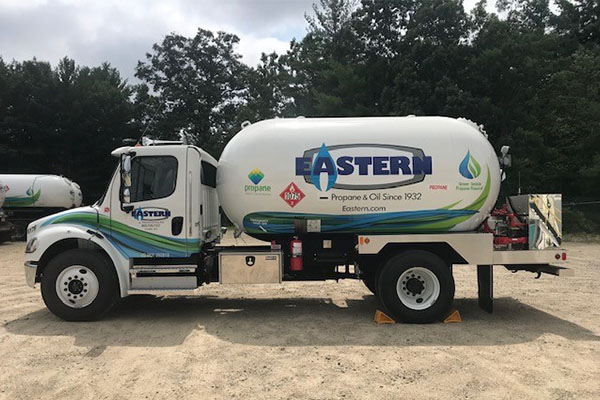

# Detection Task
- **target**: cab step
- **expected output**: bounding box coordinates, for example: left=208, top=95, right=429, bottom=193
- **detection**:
left=127, top=288, right=199, bottom=294
left=130, top=265, right=198, bottom=290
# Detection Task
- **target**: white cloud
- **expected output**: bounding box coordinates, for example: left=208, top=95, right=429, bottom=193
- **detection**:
left=0, top=0, right=311, bottom=80
left=237, top=36, right=291, bottom=66
left=0, top=0, right=496, bottom=81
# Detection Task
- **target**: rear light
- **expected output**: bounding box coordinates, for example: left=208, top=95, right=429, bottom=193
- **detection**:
left=562, top=252, right=567, bottom=261
left=555, top=253, right=560, bottom=260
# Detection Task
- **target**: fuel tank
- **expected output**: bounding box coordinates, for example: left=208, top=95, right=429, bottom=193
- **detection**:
left=217, top=116, right=501, bottom=236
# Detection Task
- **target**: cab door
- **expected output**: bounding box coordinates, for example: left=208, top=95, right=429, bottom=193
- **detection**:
left=109, top=146, right=191, bottom=258
left=200, top=159, right=220, bottom=241
left=186, top=147, right=203, bottom=246
left=185, top=147, right=219, bottom=246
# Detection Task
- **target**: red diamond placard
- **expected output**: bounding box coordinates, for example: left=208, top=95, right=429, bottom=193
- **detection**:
left=280, top=182, right=305, bottom=208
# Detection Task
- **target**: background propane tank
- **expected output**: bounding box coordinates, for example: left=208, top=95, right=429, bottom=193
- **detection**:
left=0, top=174, right=83, bottom=209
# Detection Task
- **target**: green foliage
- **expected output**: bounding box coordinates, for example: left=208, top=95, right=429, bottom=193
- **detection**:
left=134, top=28, right=249, bottom=157
left=0, top=57, right=134, bottom=202
left=563, top=207, right=598, bottom=233
left=236, top=53, right=295, bottom=122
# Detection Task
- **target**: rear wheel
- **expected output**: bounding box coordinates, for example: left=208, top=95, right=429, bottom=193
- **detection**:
left=41, top=249, right=118, bottom=321
left=377, top=250, right=454, bottom=323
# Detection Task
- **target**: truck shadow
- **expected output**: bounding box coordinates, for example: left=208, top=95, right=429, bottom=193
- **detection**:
left=4, top=295, right=599, bottom=349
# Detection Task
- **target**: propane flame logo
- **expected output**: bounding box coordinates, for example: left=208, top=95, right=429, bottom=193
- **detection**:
left=310, top=143, right=338, bottom=191
left=459, top=150, right=481, bottom=179
left=131, top=207, right=172, bottom=221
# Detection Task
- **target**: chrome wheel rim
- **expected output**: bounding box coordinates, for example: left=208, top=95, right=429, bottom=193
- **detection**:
left=55, top=265, right=99, bottom=308
left=396, top=267, right=440, bottom=310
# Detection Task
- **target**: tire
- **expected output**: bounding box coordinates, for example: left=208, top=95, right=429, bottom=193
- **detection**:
left=11, top=223, right=26, bottom=241
left=41, top=249, right=118, bottom=321
left=376, top=250, right=454, bottom=323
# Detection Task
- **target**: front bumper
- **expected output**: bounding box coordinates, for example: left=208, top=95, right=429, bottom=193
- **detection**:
left=24, top=261, right=38, bottom=288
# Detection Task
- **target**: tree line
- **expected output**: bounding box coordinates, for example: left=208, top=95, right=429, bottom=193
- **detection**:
left=0, top=0, right=598, bottom=231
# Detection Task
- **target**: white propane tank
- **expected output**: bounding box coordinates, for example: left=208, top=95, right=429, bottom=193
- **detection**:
left=0, top=174, right=83, bottom=209
left=217, top=116, right=501, bottom=236
left=70, top=181, right=83, bottom=208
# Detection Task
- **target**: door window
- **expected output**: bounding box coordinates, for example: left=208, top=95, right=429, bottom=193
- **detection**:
left=128, top=156, right=178, bottom=202
left=201, top=161, right=217, bottom=188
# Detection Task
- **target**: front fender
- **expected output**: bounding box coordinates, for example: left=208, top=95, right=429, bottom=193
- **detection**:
left=26, top=224, right=130, bottom=297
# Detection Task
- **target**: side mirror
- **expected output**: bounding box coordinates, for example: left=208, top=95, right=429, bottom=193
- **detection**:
left=122, top=188, right=131, bottom=204
left=120, top=154, right=133, bottom=210
left=122, top=154, right=131, bottom=182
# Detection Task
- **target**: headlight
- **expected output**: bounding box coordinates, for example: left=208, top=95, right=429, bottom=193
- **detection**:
left=25, top=237, right=38, bottom=254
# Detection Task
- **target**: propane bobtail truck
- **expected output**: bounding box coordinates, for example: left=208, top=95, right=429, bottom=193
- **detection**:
left=23, top=117, right=567, bottom=322
left=0, top=174, right=83, bottom=240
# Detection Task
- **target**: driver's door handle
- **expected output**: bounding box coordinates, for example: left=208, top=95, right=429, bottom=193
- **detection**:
left=172, top=216, right=184, bottom=236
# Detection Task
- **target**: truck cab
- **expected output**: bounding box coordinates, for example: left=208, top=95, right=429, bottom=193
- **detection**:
left=24, top=143, right=221, bottom=320
left=107, top=144, right=221, bottom=258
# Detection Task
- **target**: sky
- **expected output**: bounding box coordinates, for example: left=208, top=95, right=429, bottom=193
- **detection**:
left=0, top=0, right=483, bottom=82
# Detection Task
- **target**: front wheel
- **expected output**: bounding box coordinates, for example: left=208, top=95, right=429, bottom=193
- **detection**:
left=377, top=250, right=454, bottom=323
left=41, top=249, right=118, bottom=321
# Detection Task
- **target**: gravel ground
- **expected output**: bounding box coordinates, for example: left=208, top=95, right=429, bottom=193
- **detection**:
left=0, top=237, right=599, bottom=399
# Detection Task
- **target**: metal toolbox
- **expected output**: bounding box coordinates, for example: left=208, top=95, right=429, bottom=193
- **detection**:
left=218, top=249, right=283, bottom=284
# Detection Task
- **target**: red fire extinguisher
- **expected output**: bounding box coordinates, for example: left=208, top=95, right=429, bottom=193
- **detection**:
left=290, top=237, right=303, bottom=271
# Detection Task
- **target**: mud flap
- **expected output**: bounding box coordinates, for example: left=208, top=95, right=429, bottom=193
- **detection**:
left=477, top=265, right=493, bottom=313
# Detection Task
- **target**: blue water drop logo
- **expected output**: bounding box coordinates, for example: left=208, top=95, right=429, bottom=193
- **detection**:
left=311, top=143, right=337, bottom=191
left=459, top=150, right=482, bottom=179
left=133, top=207, right=144, bottom=221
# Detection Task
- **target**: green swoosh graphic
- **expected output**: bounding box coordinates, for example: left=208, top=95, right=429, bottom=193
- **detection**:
left=5, top=189, right=41, bottom=207
left=244, top=166, right=492, bottom=234
left=43, top=211, right=201, bottom=257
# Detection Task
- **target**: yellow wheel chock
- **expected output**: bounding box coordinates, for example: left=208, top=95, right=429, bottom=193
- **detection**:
left=443, top=309, right=462, bottom=323
left=374, top=310, right=395, bottom=324
left=373, top=308, right=462, bottom=324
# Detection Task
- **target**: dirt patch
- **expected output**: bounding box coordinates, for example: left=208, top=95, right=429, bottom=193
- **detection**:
left=1, top=239, right=599, bottom=399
